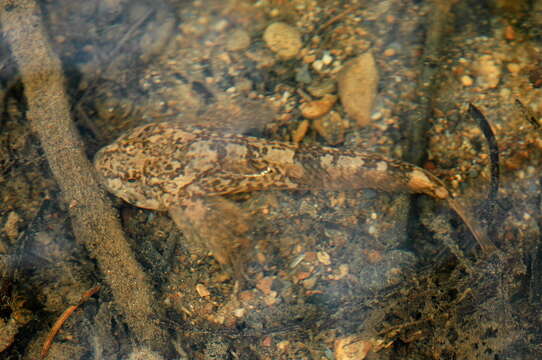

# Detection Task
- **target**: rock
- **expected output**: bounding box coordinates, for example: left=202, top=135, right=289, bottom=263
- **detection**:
left=473, top=55, right=501, bottom=89
left=292, top=119, right=310, bottom=143
left=383, top=47, right=396, bottom=57
left=338, top=51, right=379, bottom=127
left=256, top=276, right=274, bottom=295
left=507, top=62, right=521, bottom=74
left=312, top=59, right=324, bottom=71
left=317, top=251, right=331, bottom=265
left=226, top=29, right=251, bottom=51
left=300, top=94, right=337, bottom=119
left=313, top=111, right=345, bottom=145
left=335, top=336, right=372, bottom=360
left=263, top=22, right=302, bottom=59
left=196, top=283, right=211, bottom=297
left=461, top=75, right=474, bottom=87
left=307, top=79, right=336, bottom=97
left=3, top=211, right=21, bottom=241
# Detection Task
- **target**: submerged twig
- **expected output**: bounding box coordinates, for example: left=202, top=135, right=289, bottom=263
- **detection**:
left=318, top=3, right=361, bottom=33
left=0, top=0, right=169, bottom=352
left=468, top=104, right=500, bottom=227
left=40, top=286, right=101, bottom=360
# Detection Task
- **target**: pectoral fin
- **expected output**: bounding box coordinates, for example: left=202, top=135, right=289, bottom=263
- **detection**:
left=168, top=196, right=251, bottom=275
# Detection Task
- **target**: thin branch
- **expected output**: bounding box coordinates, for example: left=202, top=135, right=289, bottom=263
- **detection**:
left=0, top=0, right=169, bottom=353
left=40, top=286, right=101, bottom=360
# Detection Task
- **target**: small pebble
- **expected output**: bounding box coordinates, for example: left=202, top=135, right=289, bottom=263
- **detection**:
left=277, top=340, right=290, bottom=352
left=264, top=293, right=278, bottom=306
left=296, top=271, right=312, bottom=281
left=292, top=119, right=310, bottom=143
left=365, top=249, right=383, bottom=264
left=3, top=211, right=21, bottom=241
left=335, top=336, right=372, bottom=360
left=473, top=55, right=501, bottom=89
left=307, top=79, right=336, bottom=97
left=238, top=290, right=255, bottom=302
left=461, top=75, right=473, bottom=87
left=235, top=77, right=253, bottom=92
left=337, top=264, right=349, bottom=279
left=312, top=59, right=324, bottom=71
left=507, top=62, right=520, bottom=74
left=317, top=251, right=331, bottom=265
left=196, top=283, right=211, bottom=297
left=213, top=19, right=229, bottom=32
left=302, top=277, right=317, bottom=289
left=263, top=22, right=302, bottom=59
left=500, top=88, right=511, bottom=100
left=226, top=29, right=251, bottom=51
left=383, top=48, right=396, bottom=57
left=313, top=111, right=345, bottom=145
left=370, top=111, right=382, bottom=121
left=322, top=52, right=333, bottom=65
left=505, top=25, right=515, bottom=40
left=233, top=308, right=245, bottom=318
left=303, top=54, right=316, bottom=64
left=300, top=94, right=337, bottom=119
left=338, top=51, right=379, bottom=127
left=256, top=276, right=274, bottom=295
left=262, top=336, right=273, bottom=347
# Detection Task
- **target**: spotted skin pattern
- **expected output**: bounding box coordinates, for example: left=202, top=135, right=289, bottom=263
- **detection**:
left=94, top=122, right=495, bottom=267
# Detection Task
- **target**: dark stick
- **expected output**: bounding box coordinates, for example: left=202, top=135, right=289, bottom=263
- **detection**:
left=468, top=104, right=500, bottom=225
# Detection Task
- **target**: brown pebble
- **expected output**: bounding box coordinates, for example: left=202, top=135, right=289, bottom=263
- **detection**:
left=303, top=54, right=316, bottom=64
left=238, top=290, right=255, bottom=302
left=338, top=51, right=379, bottom=127
left=313, top=111, right=345, bottom=145
left=196, top=284, right=211, bottom=297
left=3, top=211, right=21, bottom=241
left=383, top=48, right=396, bottom=57
left=296, top=271, right=312, bottom=281
left=460, top=75, right=473, bottom=87
left=335, top=336, right=372, bottom=360
left=277, top=340, right=289, bottom=352
left=214, top=272, right=231, bottom=283
left=256, top=276, right=274, bottom=295
left=226, top=29, right=251, bottom=51
left=505, top=25, right=515, bottom=40
left=473, top=55, right=501, bottom=89
left=263, top=22, right=302, bottom=59
left=304, top=251, right=317, bottom=262
left=302, top=277, right=317, bottom=289
left=256, top=251, right=267, bottom=264
left=262, top=336, right=272, bottom=347
left=307, top=79, right=336, bottom=97
left=300, top=94, right=337, bottom=119
left=292, top=119, right=310, bottom=143
left=365, top=249, right=383, bottom=264
left=317, top=251, right=331, bottom=265
left=264, top=293, right=278, bottom=306
left=507, top=63, right=520, bottom=74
